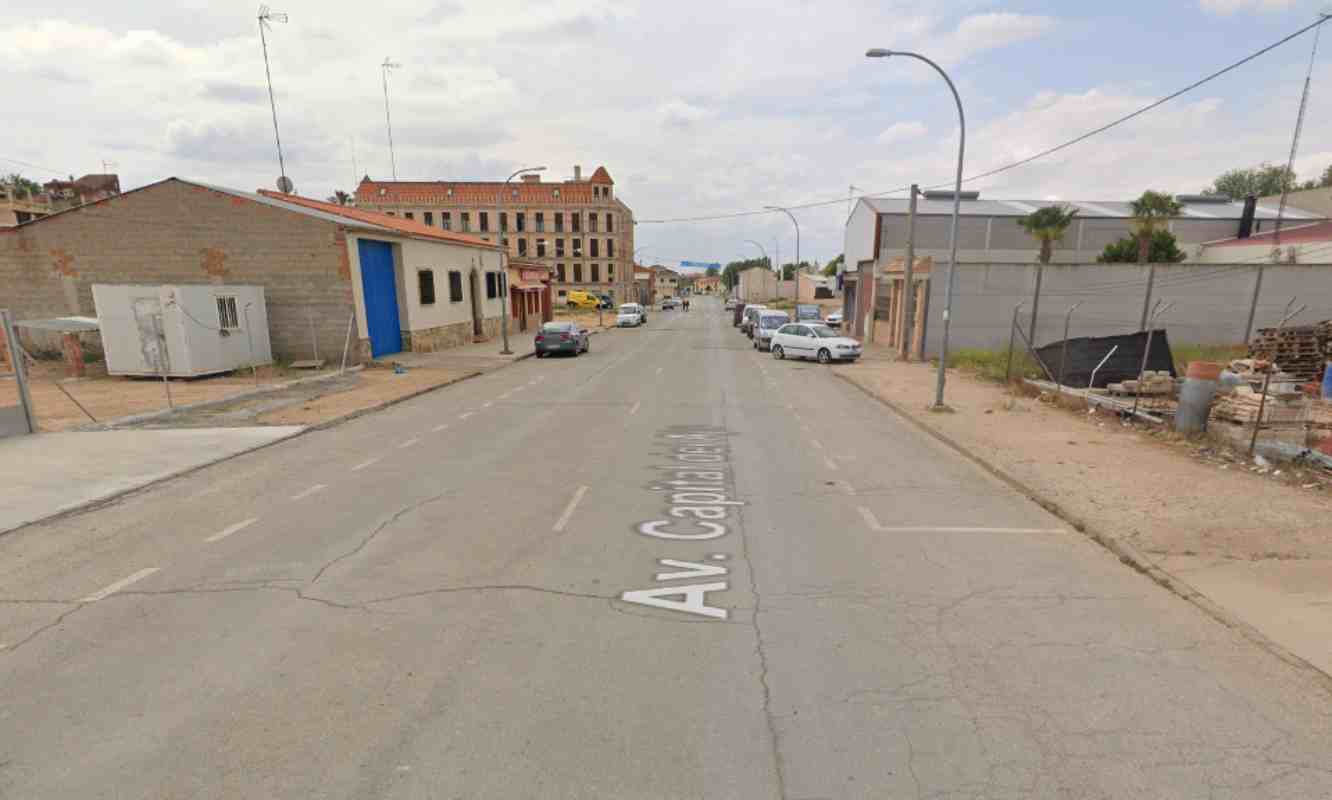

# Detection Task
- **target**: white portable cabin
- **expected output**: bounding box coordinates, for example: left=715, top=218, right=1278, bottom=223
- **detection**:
left=92, top=284, right=272, bottom=377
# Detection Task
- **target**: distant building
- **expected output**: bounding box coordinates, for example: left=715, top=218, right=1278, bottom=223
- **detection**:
left=694, top=274, right=721, bottom=294
left=1197, top=220, right=1332, bottom=264
left=356, top=165, right=634, bottom=310
left=1, top=173, right=121, bottom=227
left=1259, top=186, right=1332, bottom=219
left=633, top=264, right=655, bottom=305
left=654, top=266, right=683, bottom=297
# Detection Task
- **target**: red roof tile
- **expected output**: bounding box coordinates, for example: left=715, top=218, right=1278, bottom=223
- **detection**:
left=257, top=190, right=499, bottom=249
left=589, top=166, right=613, bottom=185
left=355, top=166, right=615, bottom=204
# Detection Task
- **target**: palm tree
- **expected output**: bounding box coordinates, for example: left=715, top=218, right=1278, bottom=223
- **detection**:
left=1016, top=204, right=1077, bottom=346
left=1130, top=190, right=1183, bottom=329
left=327, top=190, right=352, bottom=206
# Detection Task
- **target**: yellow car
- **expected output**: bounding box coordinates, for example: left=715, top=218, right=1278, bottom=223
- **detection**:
left=565, top=290, right=600, bottom=309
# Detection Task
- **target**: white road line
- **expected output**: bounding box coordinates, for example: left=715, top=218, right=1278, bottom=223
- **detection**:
left=499, top=391, right=513, bottom=400
left=431, top=423, right=450, bottom=432
left=655, top=366, right=663, bottom=375
left=351, top=456, right=382, bottom=471
left=856, top=506, right=1063, bottom=534
left=823, top=456, right=839, bottom=471
left=290, top=484, right=327, bottom=501
left=510, top=385, right=525, bottom=393
left=81, top=567, right=160, bottom=603
left=809, top=439, right=824, bottom=450
left=399, top=437, right=420, bottom=449
left=459, top=411, right=475, bottom=420
left=205, top=517, right=258, bottom=543
left=837, top=480, right=856, bottom=496
left=629, top=400, right=641, bottom=415
left=552, top=485, right=589, bottom=532
left=482, top=402, right=493, bottom=408
left=858, top=506, right=882, bottom=530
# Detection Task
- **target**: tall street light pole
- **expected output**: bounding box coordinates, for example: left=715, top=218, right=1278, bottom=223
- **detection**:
left=867, top=47, right=965, bottom=411
left=499, top=166, right=547, bottom=355
left=381, top=58, right=401, bottom=179
left=257, top=6, right=290, bottom=191
left=764, top=205, right=799, bottom=307
left=744, top=239, right=769, bottom=300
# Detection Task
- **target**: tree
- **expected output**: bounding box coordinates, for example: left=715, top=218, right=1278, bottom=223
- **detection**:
left=779, top=261, right=813, bottom=280
left=1130, top=190, right=1182, bottom=264
left=1207, top=163, right=1296, bottom=200
left=1016, top=205, right=1076, bottom=265
left=327, top=190, right=352, bottom=206
left=1297, top=164, right=1332, bottom=191
left=1097, top=230, right=1187, bottom=264
left=822, top=254, right=844, bottom=277
left=5, top=173, right=43, bottom=196
left=705, top=265, right=719, bottom=277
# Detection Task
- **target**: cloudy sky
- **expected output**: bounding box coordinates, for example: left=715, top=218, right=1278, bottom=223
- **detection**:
left=4, top=0, right=1331, bottom=267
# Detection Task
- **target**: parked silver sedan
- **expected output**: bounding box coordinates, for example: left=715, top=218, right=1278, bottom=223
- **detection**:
left=534, top=321, right=590, bottom=357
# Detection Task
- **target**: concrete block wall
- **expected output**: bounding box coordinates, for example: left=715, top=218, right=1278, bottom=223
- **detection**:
left=919, top=261, right=1332, bottom=355
left=0, top=180, right=362, bottom=365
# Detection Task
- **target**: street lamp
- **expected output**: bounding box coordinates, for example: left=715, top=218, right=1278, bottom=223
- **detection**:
left=764, top=205, right=799, bottom=306
left=867, top=47, right=965, bottom=411
left=743, top=239, right=769, bottom=299
left=499, top=165, right=546, bottom=354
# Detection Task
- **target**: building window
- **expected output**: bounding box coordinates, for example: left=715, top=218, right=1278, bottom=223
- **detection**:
left=571, top=212, right=581, bottom=233
left=535, top=212, right=545, bottom=232
left=555, top=238, right=565, bottom=257
left=442, top=212, right=451, bottom=230
left=606, top=239, right=614, bottom=257
left=216, top=296, right=239, bottom=329
left=591, top=264, right=600, bottom=282
left=574, top=263, right=583, bottom=282
left=404, top=211, right=414, bottom=220
left=590, top=239, right=600, bottom=258
left=606, top=213, right=613, bottom=232
left=386, top=211, right=396, bottom=216
left=555, top=212, right=564, bottom=232
left=500, top=212, right=508, bottom=232
left=537, top=238, right=547, bottom=258
left=517, top=238, right=528, bottom=256
left=516, top=212, right=526, bottom=232
left=557, top=263, right=566, bottom=282
left=448, top=270, right=464, bottom=302
left=573, top=238, right=582, bottom=257
left=558, top=289, right=567, bottom=297
left=480, top=212, right=489, bottom=232
left=553, top=188, right=560, bottom=198
left=608, top=265, right=614, bottom=280
left=461, top=212, right=471, bottom=232
left=424, top=211, right=434, bottom=226
left=486, top=271, right=498, bottom=299
left=418, top=270, right=436, bottom=304
left=589, top=214, right=598, bottom=233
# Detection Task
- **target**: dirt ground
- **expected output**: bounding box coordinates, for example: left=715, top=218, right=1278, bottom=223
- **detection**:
left=0, top=359, right=474, bottom=431
left=551, top=307, right=617, bottom=329
left=833, top=354, right=1332, bottom=562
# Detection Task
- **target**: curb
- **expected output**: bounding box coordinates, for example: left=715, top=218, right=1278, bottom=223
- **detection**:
left=3, top=367, right=491, bottom=538
left=832, top=369, right=1332, bottom=688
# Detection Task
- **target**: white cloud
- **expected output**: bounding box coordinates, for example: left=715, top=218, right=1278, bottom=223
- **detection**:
left=1199, top=0, right=1294, bottom=14
left=876, top=121, right=928, bottom=145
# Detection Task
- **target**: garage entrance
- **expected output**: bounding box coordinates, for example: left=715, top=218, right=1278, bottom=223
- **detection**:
left=357, top=240, right=402, bottom=357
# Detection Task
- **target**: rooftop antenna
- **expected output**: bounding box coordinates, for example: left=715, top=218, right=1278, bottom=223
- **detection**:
left=257, top=5, right=292, bottom=193
left=381, top=57, right=401, bottom=179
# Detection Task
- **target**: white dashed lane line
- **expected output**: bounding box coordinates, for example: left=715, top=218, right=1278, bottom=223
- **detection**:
left=459, top=412, right=475, bottom=420
left=205, top=517, right=258, bottom=543
left=809, top=439, right=824, bottom=450
left=630, top=400, right=641, bottom=415
left=432, top=424, right=449, bottom=432
left=823, top=456, right=839, bottom=471
left=81, top=567, right=161, bottom=603
left=399, top=437, right=420, bottom=449
left=351, top=457, right=382, bottom=471
left=552, top=485, right=589, bottom=533
left=482, top=402, right=493, bottom=408
left=290, top=484, right=327, bottom=501
left=857, top=506, right=1064, bottom=534
left=656, top=366, right=663, bottom=375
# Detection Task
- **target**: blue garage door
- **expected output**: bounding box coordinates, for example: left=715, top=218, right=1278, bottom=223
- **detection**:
left=358, top=239, right=402, bottom=357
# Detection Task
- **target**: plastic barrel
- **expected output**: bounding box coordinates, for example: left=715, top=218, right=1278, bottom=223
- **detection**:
left=1175, top=361, right=1221, bottom=434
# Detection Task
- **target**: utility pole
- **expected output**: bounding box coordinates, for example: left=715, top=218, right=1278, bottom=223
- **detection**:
left=381, top=58, right=401, bottom=179
left=258, top=5, right=290, bottom=190
left=765, top=205, right=800, bottom=307
left=900, top=183, right=919, bottom=358
left=498, top=166, right=546, bottom=354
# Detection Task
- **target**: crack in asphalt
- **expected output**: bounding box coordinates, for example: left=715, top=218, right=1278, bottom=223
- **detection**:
left=308, top=491, right=451, bottom=587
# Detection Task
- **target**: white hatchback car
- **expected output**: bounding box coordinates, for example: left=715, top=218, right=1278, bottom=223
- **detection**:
left=616, top=303, right=646, bottom=327
left=769, top=322, right=861, bottom=364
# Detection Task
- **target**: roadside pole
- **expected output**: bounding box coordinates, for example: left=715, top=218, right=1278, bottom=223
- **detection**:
left=900, top=184, right=919, bottom=359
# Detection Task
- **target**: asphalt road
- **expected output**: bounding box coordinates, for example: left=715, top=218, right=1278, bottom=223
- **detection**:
left=2, top=297, right=1330, bottom=799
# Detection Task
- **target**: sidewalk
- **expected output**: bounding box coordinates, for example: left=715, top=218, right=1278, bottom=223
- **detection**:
left=833, top=347, right=1332, bottom=678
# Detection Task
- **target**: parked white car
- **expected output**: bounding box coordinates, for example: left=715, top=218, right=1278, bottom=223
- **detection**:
left=616, top=303, right=646, bottom=327
left=769, top=322, right=861, bottom=364
left=752, top=310, right=791, bottom=352
left=824, top=310, right=843, bottom=328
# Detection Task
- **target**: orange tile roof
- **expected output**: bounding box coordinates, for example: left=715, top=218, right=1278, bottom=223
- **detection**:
left=355, top=166, right=615, bottom=205
left=257, top=189, right=499, bottom=249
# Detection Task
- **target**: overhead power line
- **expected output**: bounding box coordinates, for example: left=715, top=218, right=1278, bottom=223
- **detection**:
left=636, top=15, right=1332, bottom=226
left=0, top=156, right=71, bottom=176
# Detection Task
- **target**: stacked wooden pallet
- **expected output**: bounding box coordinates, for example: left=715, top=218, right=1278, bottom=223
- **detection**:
left=1211, top=386, right=1303, bottom=425
left=1248, top=322, right=1332, bottom=383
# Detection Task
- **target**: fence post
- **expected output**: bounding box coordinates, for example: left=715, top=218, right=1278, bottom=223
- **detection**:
left=1, top=310, right=36, bottom=434
left=1056, top=301, right=1083, bottom=390
left=1249, top=304, right=1306, bottom=455
left=340, top=311, right=355, bottom=373
left=1004, top=301, right=1023, bottom=384
left=1131, top=301, right=1173, bottom=418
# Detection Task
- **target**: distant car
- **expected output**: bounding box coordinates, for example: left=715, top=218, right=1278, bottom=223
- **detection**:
left=725, top=297, right=739, bottom=311
left=617, top=303, right=646, bottom=327
left=824, top=310, right=844, bottom=328
left=660, top=297, right=680, bottom=310
left=769, top=322, right=861, bottom=364
left=741, top=304, right=767, bottom=336
left=565, top=290, right=601, bottom=310
left=752, top=310, right=792, bottom=352
left=795, top=304, right=822, bottom=322
left=535, top=321, right=590, bottom=357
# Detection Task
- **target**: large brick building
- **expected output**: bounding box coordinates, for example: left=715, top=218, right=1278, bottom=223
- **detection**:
left=355, top=165, right=634, bottom=307
left=0, top=178, right=508, bottom=362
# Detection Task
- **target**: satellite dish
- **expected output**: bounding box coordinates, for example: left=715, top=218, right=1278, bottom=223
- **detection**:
left=276, top=175, right=294, bottom=194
